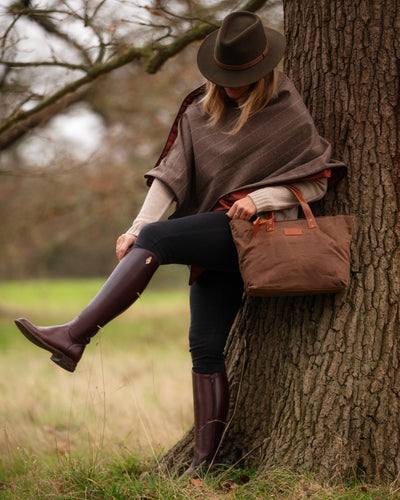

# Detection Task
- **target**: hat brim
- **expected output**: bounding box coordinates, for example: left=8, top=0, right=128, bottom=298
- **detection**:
left=197, top=27, right=286, bottom=88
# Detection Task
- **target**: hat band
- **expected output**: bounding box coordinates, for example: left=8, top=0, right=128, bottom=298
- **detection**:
left=214, top=40, right=269, bottom=71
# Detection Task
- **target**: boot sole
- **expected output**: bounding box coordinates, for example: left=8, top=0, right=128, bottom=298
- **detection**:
left=14, top=319, right=77, bottom=373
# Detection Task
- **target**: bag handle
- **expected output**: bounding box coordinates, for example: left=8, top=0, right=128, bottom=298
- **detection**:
left=283, top=185, right=318, bottom=229
left=252, top=184, right=318, bottom=235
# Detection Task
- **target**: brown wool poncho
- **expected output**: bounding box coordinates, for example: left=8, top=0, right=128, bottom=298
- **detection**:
left=145, top=72, right=346, bottom=218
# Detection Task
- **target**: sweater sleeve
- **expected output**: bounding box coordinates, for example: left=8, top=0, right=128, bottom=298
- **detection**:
left=125, top=179, right=174, bottom=237
left=248, top=177, right=328, bottom=213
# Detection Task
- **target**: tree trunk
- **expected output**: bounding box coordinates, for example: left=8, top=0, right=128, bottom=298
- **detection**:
left=164, top=0, right=400, bottom=481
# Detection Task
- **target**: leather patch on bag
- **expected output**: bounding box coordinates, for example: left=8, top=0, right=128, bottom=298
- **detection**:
left=284, top=228, right=303, bottom=236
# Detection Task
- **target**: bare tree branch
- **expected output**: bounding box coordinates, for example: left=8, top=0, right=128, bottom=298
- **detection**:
left=0, top=46, right=147, bottom=139
left=7, top=2, right=93, bottom=64
left=0, top=0, right=271, bottom=150
left=0, top=21, right=214, bottom=143
left=0, top=90, right=86, bottom=151
left=242, top=0, right=272, bottom=11
left=1, top=60, right=89, bottom=71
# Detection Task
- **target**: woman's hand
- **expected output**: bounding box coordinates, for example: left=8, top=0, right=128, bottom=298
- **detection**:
left=116, top=233, right=137, bottom=261
left=226, top=196, right=257, bottom=220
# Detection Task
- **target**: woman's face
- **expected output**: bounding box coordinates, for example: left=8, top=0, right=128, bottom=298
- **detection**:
left=223, top=85, right=250, bottom=100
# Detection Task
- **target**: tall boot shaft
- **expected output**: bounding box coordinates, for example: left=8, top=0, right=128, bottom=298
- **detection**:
left=15, top=248, right=159, bottom=372
left=69, top=247, right=159, bottom=337
left=183, top=371, right=229, bottom=476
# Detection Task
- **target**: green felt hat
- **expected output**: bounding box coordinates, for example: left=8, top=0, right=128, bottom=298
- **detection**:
left=197, top=11, right=286, bottom=87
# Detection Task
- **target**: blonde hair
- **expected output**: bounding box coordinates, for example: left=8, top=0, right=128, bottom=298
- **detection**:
left=202, top=68, right=278, bottom=135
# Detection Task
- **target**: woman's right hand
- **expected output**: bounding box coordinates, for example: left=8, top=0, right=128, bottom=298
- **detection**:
left=116, top=233, right=137, bottom=261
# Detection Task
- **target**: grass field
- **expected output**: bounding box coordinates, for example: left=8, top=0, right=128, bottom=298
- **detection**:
left=1, top=278, right=399, bottom=499
left=0, top=276, right=194, bottom=494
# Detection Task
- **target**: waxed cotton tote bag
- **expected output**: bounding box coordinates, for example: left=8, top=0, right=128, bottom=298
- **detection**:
left=229, top=185, right=353, bottom=297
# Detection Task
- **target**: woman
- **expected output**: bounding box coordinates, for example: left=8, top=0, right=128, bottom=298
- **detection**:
left=15, top=12, right=345, bottom=475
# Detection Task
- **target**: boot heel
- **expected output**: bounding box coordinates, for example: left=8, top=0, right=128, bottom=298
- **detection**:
left=50, top=353, right=77, bottom=373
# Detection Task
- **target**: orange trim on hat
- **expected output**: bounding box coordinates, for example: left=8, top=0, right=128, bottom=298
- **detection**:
left=214, top=40, right=269, bottom=71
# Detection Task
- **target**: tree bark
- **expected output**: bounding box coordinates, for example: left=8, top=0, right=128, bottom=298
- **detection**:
left=164, top=0, right=400, bottom=481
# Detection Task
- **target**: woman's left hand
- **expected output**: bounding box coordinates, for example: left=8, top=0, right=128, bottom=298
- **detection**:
left=227, top=196, right=257, bottom=220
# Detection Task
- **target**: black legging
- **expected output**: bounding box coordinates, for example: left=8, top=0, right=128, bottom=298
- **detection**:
left=134, top=211, right=244, bottom=374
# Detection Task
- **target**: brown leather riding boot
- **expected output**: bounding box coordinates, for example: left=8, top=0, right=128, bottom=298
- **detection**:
left=14, top=247, right=159, bottom=372
left=183, top=371, right=229, bottom=476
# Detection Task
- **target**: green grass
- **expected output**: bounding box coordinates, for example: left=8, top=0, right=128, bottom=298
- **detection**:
left=0, top=277, right=189, bottom=350
left=1, top=279, right=399, bottom=499
left=0, top=274, right=189, bottom=316
left=1, top=454, right=400, bottom=499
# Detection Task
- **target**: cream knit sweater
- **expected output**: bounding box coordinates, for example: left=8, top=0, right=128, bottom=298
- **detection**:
left=126, top=177, right=328, bottom=237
